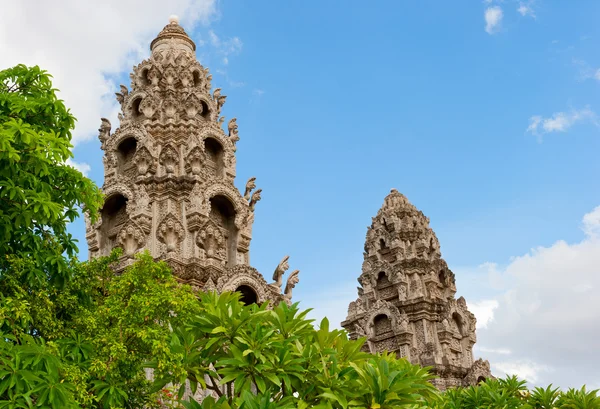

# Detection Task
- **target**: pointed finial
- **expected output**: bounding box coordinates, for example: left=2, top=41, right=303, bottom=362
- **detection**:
left=169, top=15, right=179, bottom=24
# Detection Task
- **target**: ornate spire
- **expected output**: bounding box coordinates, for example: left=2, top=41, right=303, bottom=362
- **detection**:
left=342, top=189, right=492, bottom=390
left=86, top=18, right=298, bottom=307
left=365, top=189, right=441, bottom=264
left=150, top=15, right=196, bottom=53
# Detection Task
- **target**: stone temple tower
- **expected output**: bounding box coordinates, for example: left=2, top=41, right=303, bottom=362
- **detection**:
left=342, top=189, right=491, bottom=389
left=85, top=17, right=298, bottom=305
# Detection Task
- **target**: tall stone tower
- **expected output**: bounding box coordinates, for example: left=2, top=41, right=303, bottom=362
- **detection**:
left=342, top=189, right=491, bottom=389
left=85, top=17, right=298, bottom=305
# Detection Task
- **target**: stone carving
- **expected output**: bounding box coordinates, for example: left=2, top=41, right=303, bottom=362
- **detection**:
left=118, top=222, right=145, bottom=256
left=133, top=146, right=155, bottom=176
left=140, top=94, right=159, bottom=118
left=132, top=185, right=151, bottom=215
left=163, top=94, right=178, bottom=118
left=157, top=213, right=184, bottom=254
left=227, top=118, right=239, bottom=150
left=213, top=88, right=226, bottom=116
left=249, top=189, right=262, bottom=211
left=228, top=118, right=238, bottom=137
left=186, top=146, right=205, bottom=176
left=159, top=145, right=179, bottom=175
left=244, top=177, right=256, bottom=200
left=196, top=219, right=225, bottom=261
left=341, top=189, right=492, bottom=390
left=98, top=118, right=111, bottom=148
left=184, top=94, right=203, bottom=118
left=115, top=84, right=128, bottom=105
left=271, top=255, right=289, bottom=289
left=398, top=310, right=409, bottom=332
left=283, top=270, right=299, bottom=301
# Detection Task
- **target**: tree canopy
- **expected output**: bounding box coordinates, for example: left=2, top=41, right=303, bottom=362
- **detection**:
left=0, top=64, right=103, bottom=287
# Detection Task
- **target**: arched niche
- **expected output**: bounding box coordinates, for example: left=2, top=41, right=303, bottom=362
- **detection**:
left=192, top=70, right=202, bottom=87
left=204, top=137, right=224, bottom=177
left=130, top=96, right=143, bottom=120
left=116, top=137, right=137, bottom=175
left=376, top=271, right=391, bottom=289
left=373, top=314, right=393, bottom=337
left=438, top=269, right=447, bottom=285
left=209, top=195, right=237, bottom=266
left=477, top=376, right=486, bottom=384
left=236, top=285, right=258, bottom=306
left=140, top=68, right=151, bottom=86
left=99, top=193, right=128, bottom=254
left=200, top=100, right=210, bottom=121
left=452, top=312, right=465, bottom=337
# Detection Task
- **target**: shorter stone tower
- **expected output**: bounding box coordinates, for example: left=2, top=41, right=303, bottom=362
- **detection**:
left=342, top=189, right=491, bottom=389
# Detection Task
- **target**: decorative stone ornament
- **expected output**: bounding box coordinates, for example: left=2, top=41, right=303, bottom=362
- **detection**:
left=87, top=18, right=296, bottom=311
left=342, top=189, right=492, bottom=390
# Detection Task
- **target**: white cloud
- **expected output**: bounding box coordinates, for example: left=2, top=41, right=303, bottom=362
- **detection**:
left=494, top=361, right=552, bottom=384
left=526, top=115, right=542, bottom=134
left=573, top=59, right=600, bottom=83
left=477, top=346, right=512, bottom=355
left=208, top=30, right=243, bottom=65
left=517, top=2, right=536, bottom=18
left=469, top=299, right=499, bottom=329
left=582, top=206, right=600, bottom=237
left=485, top=6, right=503, bottom=34
left=250, top=88, right=265, bottom=104
left=65, top=158, right=91, bottom=176
left=526, top=107, right=598, bottom=140
left=476, top=206, right=600, bottom=388
left=0, top=0, right=218, bottom=146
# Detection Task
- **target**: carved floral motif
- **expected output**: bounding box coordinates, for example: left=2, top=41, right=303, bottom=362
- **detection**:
left=157, top=213, right=184, bottom=254
left=159, top=144, right=179, bottom=175
left=118, top=222, right=146, bottom=256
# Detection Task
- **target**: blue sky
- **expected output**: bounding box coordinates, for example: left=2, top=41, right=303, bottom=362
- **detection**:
left=3, top=0, right=600, bottom=388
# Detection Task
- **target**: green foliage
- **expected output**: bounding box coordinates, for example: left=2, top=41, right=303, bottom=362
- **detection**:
left=420, top=376, right=600, bottom=409
left=0, top=64, right=103, bottom=287
left=156, top=293, right=437, bottom=409
left=0, top=249, right=202, bottom=408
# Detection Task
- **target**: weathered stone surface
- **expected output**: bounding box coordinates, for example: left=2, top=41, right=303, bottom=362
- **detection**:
left=86, top=17, right=299, bottom=308
left=342, top=189, right=492, bottom=389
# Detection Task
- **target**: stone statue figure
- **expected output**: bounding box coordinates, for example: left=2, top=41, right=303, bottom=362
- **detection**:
left=284, top=269, right=300, bottom=300
left=204, top=75, right=212, bottom=93
left=115, top=84, right=129, bottom=105
left=249, top=189, right=262, bottom=211
left=244, top=177, right=256, bottom=200
left=213, top=88, right=227, bottom=115
left=272, top=255, right=289, bottom=289
left=228, top=118, right=238, bottom=137
left=98, top=118, right=111, bottom=146
left=228, top=118, right=240, bottom=150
